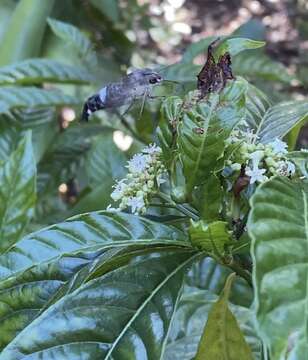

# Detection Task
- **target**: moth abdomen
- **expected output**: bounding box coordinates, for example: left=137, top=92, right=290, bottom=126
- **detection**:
left=81, top=93, right=105, bottom=121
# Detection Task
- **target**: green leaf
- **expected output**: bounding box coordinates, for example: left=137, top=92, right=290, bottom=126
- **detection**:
left=165, top=284, right=260, bottom=360
left=215, top=37, right=265, bottom=59
left=0, top=132, right=36, bottom=254
left=47, top=18, right=97, bottom=68
left=186, top=256, right=253, bottom=307
left=85, top=133, right=127, bottom=187
left=90, top=0, right=120, bottom=23
left=189, top=220, right=231, bottom=254
left=249, top=177, right=308, bottom=359
left=0, top=86, right=79, bottom=114
left=0, top=211, right=189, bottom=349
left=255, top=100, right=308, bottom=143
left=0, top=108, right=56, bottom=162
left=233, top=52, right=295, bottom=84
left=195, top=273, right=253, bottom=360
left=287, top=151, right=308, bottom=178
left=158, top=96, right=183, bottom=166
left=0, top=0, right=55, bottom=66
left=181, top=36, right=264, bottom=64
left=178, top=79, right=246, bottom=192
left=0, top=58, right=93, bottom=85
left=181, top=36, right=217, bottom=63
left=193, top=174, right=222, bottom=222
left=245, top=83, right=271, bottom=130
left=0, top=249, right=197, bottom=359
left=0, top=211, right=188, bottom=279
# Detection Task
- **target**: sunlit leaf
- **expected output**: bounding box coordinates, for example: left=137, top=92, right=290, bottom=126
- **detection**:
left=0, top=249, right=197, bottom=359
left=195, top=273, right=253, bottom=359
left=165, top=284, right=260, bottom=360
left=255, top=100, right=308, bottom=143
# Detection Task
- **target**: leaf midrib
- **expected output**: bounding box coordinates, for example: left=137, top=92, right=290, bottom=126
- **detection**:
left=104, top=253, right=198, bottom=359
left=189, top=100, right=217, bottom=191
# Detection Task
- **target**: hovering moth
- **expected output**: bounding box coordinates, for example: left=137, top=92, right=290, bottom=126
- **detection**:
left=197, top=38, right=234, bottom=98
left=82, top=68, right=163, bottom=121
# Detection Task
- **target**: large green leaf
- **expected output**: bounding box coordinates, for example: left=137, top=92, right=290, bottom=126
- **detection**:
left=0, top=211, right=189, bottom=349
left=249, top=177, right=308, bottom=359
left=0, top=249, right=197, bottom=359
left=0, top=87, right=79, bottom=114
left=0, top=58, right=93, bottom=85
left=0, top=132, right=36, bottom=254
left=233, top=52, right=295, bottom=84
left=255, top=101, right=308, bottom=143
left=165, top=284, right=261, bottom=360
left=195, top=273, right=253, bottom=359
left=47, top=18, right=97, bottom=69
left=0, top=211, right=187, bottom=279
left=178, top=79, right=246, bottom=192
left=0, top=0, right=55, bottom=66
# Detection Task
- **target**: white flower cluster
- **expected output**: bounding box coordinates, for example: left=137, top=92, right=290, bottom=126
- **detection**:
left=226, top=130, right=296, bottom=185
left=108, top=144, right=166, bottom=214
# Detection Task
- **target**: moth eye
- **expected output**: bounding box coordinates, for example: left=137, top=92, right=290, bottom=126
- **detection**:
left=149, top=78, right=158, bottom=84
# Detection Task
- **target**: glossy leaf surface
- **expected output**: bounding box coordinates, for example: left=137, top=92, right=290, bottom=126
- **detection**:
left=0, top=211, right=189, bottom=349
left=0, top=249, right=197, bottom=360
left=249, top=177, right=308, bottom=359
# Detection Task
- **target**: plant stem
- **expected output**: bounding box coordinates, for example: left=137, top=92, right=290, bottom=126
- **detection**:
left=228, top=259, right=252, bottom=287
left=157, top=192, right=199, bottom=221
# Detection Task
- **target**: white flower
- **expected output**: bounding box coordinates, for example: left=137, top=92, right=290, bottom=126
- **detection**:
left=127, top=154, right=149, bottom=174
left=143, top=143, right=161, bottom=155
left=111, top=180, right=127, bottom=201
left=127, top=196, right=145, bottom=214
left=286, top=161, right=296, bottom=175
left=269, top=138, right=288, bottom=155
left=249, top=150, right=264, bottom=168
left=106, top=204, right=120, bottom=212
left=300, top=148, right=308, bottom=153
left=277, top=160, right=296, bottom=176
left=246, top=166, right=267, bottom=184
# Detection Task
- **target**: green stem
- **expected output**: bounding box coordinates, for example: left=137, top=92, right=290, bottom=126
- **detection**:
left=157, top=192, right=199, bottom=221
left=228, top=259, right=252, bottom=287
